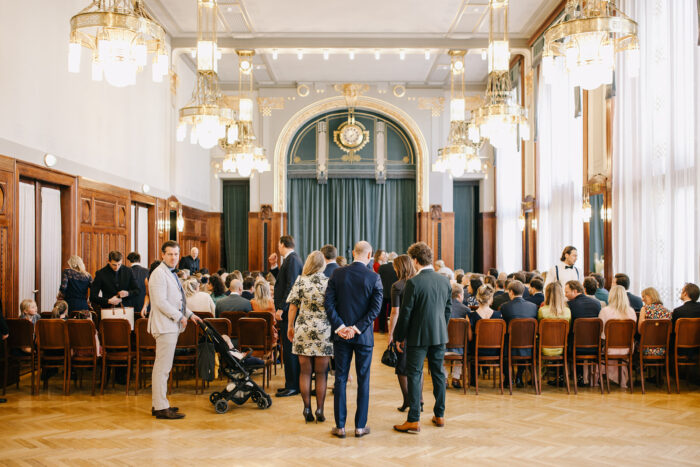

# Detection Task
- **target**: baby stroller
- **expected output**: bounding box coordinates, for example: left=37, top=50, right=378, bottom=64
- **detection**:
left=198, top=320, right=272, bottom=413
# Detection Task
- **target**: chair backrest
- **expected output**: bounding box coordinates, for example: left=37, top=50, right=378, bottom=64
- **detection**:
left=6, top=319, right=34, bottom=350
left=573, top=318, right=602, bottom=349
left=205, top=318, right=232, bottom=338
left=220, top=311, right=248, bottom=338
left=639, top=319, right=671, bottom=350
left=36, top=319, right=68, bottom=351
left=474, top=319, right=505, bottom=350
left=67, top=319, right=96, bottom=353
left=40, top=311, right=53, bottom=320
left=135, top=318, right=156, bottom=349
left=508, top=318, right=537, bottom=350
left=193, top=311, right=214, bottom=319
left=675, top=318, right=700, bottom=349
left=539, top=319, right=569, bottom=351
left=99, top=319, right=131, bottom=351
left=248, top=311, right=275, bottom=343
left=238, top=318, right=267, bottom=351
left=447, top=318, right=469, bottom=349
left=604, top=319, right=635, bottom=352
left=176, top=321, right=198, bottom=348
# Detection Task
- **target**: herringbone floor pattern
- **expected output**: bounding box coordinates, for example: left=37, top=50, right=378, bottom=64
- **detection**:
left=2, top=332, right=700, bottom=466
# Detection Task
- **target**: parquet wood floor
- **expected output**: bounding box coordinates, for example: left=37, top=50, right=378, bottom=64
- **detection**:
left=2, top=332, right=700, bottom=466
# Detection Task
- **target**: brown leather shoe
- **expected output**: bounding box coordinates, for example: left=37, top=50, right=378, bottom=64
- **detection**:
left=393, top=421, right=420, bottom=433
left=431, top=416, right=445, bottom=427
left=331, top=426, right=346, bottom=438
left=152, top=407, right=179, bottom=416
left=355, top=427, right=370, bottom=438
left=154, top=408, right=185, bottom=419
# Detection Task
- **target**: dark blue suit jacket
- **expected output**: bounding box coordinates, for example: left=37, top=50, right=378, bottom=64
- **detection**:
left=500, top=297, right=538, bottom=323
left=568, top=294, right=602, bottom=322
left=324, top=262, right=383, bottom=347
left=525, top=292, right=544, bottom=308
left=323, top=262, right=339, bottom=278
left=627, top=292, right=643, bottom=312
left=128, top=264, right=149, bottom=312
left=271, top=251, right=303, bottom=321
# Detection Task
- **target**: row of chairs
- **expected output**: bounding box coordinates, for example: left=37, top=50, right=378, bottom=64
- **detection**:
left=445, top=317, right=700, bottom=395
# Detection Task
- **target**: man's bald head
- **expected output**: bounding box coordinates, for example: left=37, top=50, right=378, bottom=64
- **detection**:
left=229, top=279, right=243, bottom=293
left=353, top=241, right=373, bottom=264
left=191, top=247, right=199, bottom=258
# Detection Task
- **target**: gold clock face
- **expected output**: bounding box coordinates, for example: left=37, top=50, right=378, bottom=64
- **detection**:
left=339, top=124, right=364, bottom=148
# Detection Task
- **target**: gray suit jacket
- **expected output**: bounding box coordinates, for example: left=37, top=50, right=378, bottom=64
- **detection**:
left=147, top=262, right=192, bottom=335
left=215, top=293, right=252, bottom=317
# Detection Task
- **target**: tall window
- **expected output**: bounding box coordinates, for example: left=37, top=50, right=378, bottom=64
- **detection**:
left=130, top=203, right=149, bottom=264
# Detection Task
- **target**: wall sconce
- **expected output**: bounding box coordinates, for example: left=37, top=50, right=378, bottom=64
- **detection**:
left=176, top=207, right=185, bottom=232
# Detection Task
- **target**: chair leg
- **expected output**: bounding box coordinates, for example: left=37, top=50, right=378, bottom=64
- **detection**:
left=563, top=358, right=570, bottom=395
left=499, top=360, right=504, bottom=395
left=31, top=353, right=36, bottom=396
left=665, top=355, right=671, bottom=394
left=135, top=357, right=140, bottom=396
left=597, top=361, right=604, bottom=395
left=126, top=359, right=131, bottom=396
left=537, top=356, right=542, bottom=395
left=65, top=356, right=71, bottom=396
left=91, top=357, right=97, bottom=396
left=36, top=355, right=41, bottom=395
left=508, top=361, right=513, bottom=396
left=572, top=356, right=578, bottom=395
left=640, top=355, right=645, bottom=395
left=605, top=357, right=611, bottom=394
left=628, top=357, right=633, bottom=394
left=101, top=358, right=107, bottom=395
left=474, top=360, right=479, bottom=396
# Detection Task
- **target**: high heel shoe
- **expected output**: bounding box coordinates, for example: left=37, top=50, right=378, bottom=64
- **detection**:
left=315, top=409, right=326, bottom=423
left=303, top=408, right=315, bottom=423
left=397, top=403, right=409, bottom=412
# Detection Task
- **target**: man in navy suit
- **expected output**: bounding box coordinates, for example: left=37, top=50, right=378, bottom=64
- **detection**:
left=612, top=273, right=643, bottom=312
left=525, top=278, right=544, bottom=308
left=126, top=252, right=149, bottom=315
left=269, top=235, right=304, bottom=397
left=321, top=244, right=339, bottom=278
left=324, top=241, right=383, bottom=439
left=564, top=280, right=601, bottom=385
left=500, top=280, right=538, bottom=387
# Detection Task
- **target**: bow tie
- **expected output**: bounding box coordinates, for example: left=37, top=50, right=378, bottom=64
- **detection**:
left=565, top=265, right=574, bottom=270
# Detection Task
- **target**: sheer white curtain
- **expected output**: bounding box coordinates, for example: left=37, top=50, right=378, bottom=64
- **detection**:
left=496, top=147, right=523, bottom=274
left=40, top=187, right=62, bottom=311
left=536, top=63, right=584, bottom=271
left=18, top=182, right=36, bottom=305
left=613, top=0, right=700, bottom=306
left=137, top=205, right=149, bottom=263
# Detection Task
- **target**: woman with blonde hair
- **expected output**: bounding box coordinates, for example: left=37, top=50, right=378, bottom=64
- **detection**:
left=59, top=255, right=92, bottom=312
left=538, top=282, right=571, bottom=356
left=251, top=279, right=275, bottom=314
left=286, top=251, right=333, bottom=423
left=638, top=287, right=671, bottom=356
left=183, top=278, right=216, bottom=315
left=599, top=285, right=637, bottom=387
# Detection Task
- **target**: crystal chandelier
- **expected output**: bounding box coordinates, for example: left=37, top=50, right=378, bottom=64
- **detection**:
left=474, top=0, right=530, bottom=152
left=176, top=0, right=233, bottom=149
left=68, top=0, right=169, bottom=87
left=542, top=0, right=639, bottom=91
left=433, top=51, right=485, bottom=178
left=219, top=50, right=270, bottom=177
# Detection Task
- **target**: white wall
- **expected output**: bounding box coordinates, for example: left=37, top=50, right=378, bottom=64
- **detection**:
left=0, top=0, right=212, bottom=210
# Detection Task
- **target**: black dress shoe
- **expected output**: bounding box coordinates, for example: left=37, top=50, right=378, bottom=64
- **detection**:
left=152, top=406, right=179, bottom=416
left=276, top=389, right=300, bottom=397
left=154, top=408, right=185, bottom=419
left=276, top=387, right=286, bottom=394
left=303, top=408, right=315, bottom=423
left=547, top=375, right=566, bottom=387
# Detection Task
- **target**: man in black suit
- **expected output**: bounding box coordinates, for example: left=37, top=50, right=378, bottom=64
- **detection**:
left=90, top=251, right=140, bottom=311
left=0, top=296, right=8, bottom=403
left=269, top=235, right=304, bottom=397
left=513, top=272, right=530, bottom=299
left=673, top=283, right=700, bottom=323
left=215, top=279, right=252, bottom=317
left=178, top=247, right=200, bottom=274
left=126, top=252, right=149, bottom=315
left=450, top=284, right=470, bottom=319
left=321, top=244, right=339, bottom=279
left=613, top=273, right=643, bottom=312
left=525, top=278, right=544, bottom=307
left=564, top=280, right=602, bottom=385
left=492, top=279, right=510, bottom=311
left=377, top=253, right=399, bottom=333
left=500, top=280, right=538, bottom=387
left=325, top=241, right=383, bottom=438
left=241, top=276, right=255, bottom=301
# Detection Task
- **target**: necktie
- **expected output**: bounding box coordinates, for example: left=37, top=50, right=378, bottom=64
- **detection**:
left=565, top=265, right=574, bottom=270
left=171, top=269, right=186, bottom=316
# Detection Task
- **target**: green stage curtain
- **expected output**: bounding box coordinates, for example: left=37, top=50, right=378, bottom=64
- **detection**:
left=288, top=178, right=415, bottom=260
left=453, top=181, right=478, bottom=272
left=223, top=180, right=249, bottom=270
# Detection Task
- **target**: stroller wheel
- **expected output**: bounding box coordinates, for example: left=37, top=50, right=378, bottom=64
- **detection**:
left=209, top=392, right=221, bottom=405
left=257, top=393, right=272, bottom=409
left=214, top=399, right=229, bottom=414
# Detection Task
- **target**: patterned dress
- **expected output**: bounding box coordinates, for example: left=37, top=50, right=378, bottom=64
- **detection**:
left=642, top=303, right=671, bottom=356
left=286, top=272, right=333, bottom=357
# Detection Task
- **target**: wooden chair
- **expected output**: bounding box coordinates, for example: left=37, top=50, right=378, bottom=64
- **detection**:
left=204, top=318, right=232, bottom=338
left=470, top=319, right=505, bottom=395
left=638, top=319, right=672, bottom=394
left=238, top=317, right=273, bottom=388
left=249, top=311, right=279, bottom=375
left=538, top=319, right=570, bottom=395
left=40, top=312, right=54, bottom=320
left=193, top=311, right=214, bottom=320
left=3, top=319, right=36, bottom=395
left=100, top=319, right=132, bottom=395
left=602, top=319, right=635, bottom=394
left=170, top=321, right=199, bottom=394
left=507, top=318, right=538, bottom=395
left=673, top=318, right=700, bottom=393
left=36, top=319, right=69, bottom=395
left=572, top=318, right=604, bottom=394
left=220, top=311, right=248, bottom=342
left=67, top=319, right=99, bottom=396
left=445, top=318, right=470, bottom=394
left=135, top=318, right=156, bottom=395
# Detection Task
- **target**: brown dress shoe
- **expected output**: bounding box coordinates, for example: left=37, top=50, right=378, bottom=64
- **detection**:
left=393, top=421, right=420, bottom=433
left=431, top=416, right=445, bottom=427
left=154, top=408, right=185, bottom=419
left=152, top=407, right=179, bottom=416
left=331, top=426, right=346, bottom=438
left=355, top=427, right=370, bottom=438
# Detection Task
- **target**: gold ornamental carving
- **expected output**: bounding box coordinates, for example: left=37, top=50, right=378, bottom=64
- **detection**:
left=334, top=83, right=370, bottom=108
left=417, top=97, right=445, bottom=117
left=257, top=97, right=285, bottom=116
left=464, top=96, right=483, bottom=111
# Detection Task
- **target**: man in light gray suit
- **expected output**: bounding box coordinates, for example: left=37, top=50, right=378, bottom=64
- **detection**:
left=149, top=240, right=202, bottom=419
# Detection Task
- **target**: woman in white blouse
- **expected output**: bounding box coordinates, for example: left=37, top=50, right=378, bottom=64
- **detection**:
left=599, top=285, right=637, bottom=388
left=183, top=278, right=216, bottom=316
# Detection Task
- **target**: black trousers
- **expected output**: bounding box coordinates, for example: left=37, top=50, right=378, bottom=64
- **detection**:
left=406, top=344, right=446, bottom=423
left=279, top=319, right=300, bottom=390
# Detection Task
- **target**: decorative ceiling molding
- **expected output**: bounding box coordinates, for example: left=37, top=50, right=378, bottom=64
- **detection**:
left=257, top=97, right=285, bottom=116
left=417, top=97, right=445, bottom=117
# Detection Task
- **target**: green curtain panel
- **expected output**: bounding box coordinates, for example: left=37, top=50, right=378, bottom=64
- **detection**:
left=453, top=181, right=478, bottom=272
left=589, top=193, right=605, bottom=273
left=288, top=178, right=416, bottom=260
left=223, top=180, right=250, bottom=271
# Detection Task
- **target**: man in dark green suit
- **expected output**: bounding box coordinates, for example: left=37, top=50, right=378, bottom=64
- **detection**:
left=393, top=242, right=452, bottom=433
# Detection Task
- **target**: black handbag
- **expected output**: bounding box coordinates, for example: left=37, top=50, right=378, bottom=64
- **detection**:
left=381, top=342, right=398, bottom=368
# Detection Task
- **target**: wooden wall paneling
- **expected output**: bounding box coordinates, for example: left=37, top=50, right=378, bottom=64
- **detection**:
left=180, top=204, right=213, bottom=272
left=206, top=212, right=222, bottom=273
left=0, top=160, right=16, bottom=317
left=415, top=205, right=455, bottom=270
left=477, top=212, right=497, bottom=273
left=248, top=212, right=262, bottom=272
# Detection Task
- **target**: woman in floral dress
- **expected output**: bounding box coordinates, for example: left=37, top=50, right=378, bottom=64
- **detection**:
left=286, top=251, right=333, bottom=423
left=638, top=287, right=671, bottom=356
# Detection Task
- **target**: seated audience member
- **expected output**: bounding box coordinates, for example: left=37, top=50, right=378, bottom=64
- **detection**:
left=176, top=270, right=187, bottom=281
left=613, top=273, right=643, bottom=312
left=59, top=255, right=92, bottom=313
left=591, top=273, right=609, bottom=304
left=565, top=280, right=602, bottom=326
left=184, top=278, right=216, bottom=315
left=51, top=300, right=69, bottom=320
left=492, top=279, right=510, bottom=311
left=464, top=277, right=482, bottom=307
left=435, top=260, right=454, bottom=280
left=599, top=285, right=637, bottom=388
left=224, top=273, right=235, bottom=296
left=178, top=247, right=200, bottom=274
left=497, top=272, right=507, bottom=282
left=454, top=269, right=465, bottom=278
left=251, top=280, right=276, bottom=314
left=513, top=272, right=530, bottom=298
left=241, top=276, right=256, bottom=301
left=231, top=270, right=243, bottom=283
left=450, top=284, right=470, bottom=319
left=673, top=283, right=700, bottom=323
left=19, top=299, right=40, bottom=325
left=525, top=272, right=535, bottom=285
left=265, top=272, right=276, bottom=286
left=525, top=278, right=545, bottom=307
left=487, top=268, right=499, bottom=279
left=484, top=275, right=496, bottom=289
left=336, top=256, right=347, bottom=267
left=209, top=274, right=227, bottom=304
left=538, top=283, right=571, bottom=356
left=468, top=284, right=502, bottom=357
left=637, top=287, right=671, bottom=356
left=216, top=268, right=227, bottom=276
left=215, top=279, right=252, bottom=317
left=500, top=280, right=538, bottom=387
left=583, top=277, right=606, bottom=306
left=455, top=274, right=464, bottom=287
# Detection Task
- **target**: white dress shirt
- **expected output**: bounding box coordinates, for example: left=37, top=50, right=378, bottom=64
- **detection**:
left=545, top=261, right=582, bottom=287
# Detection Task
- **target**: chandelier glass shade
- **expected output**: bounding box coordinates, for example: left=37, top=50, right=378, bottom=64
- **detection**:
left=542, top=0, right=639, bottom=91
left=68, top=0, right=169, bottom=87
